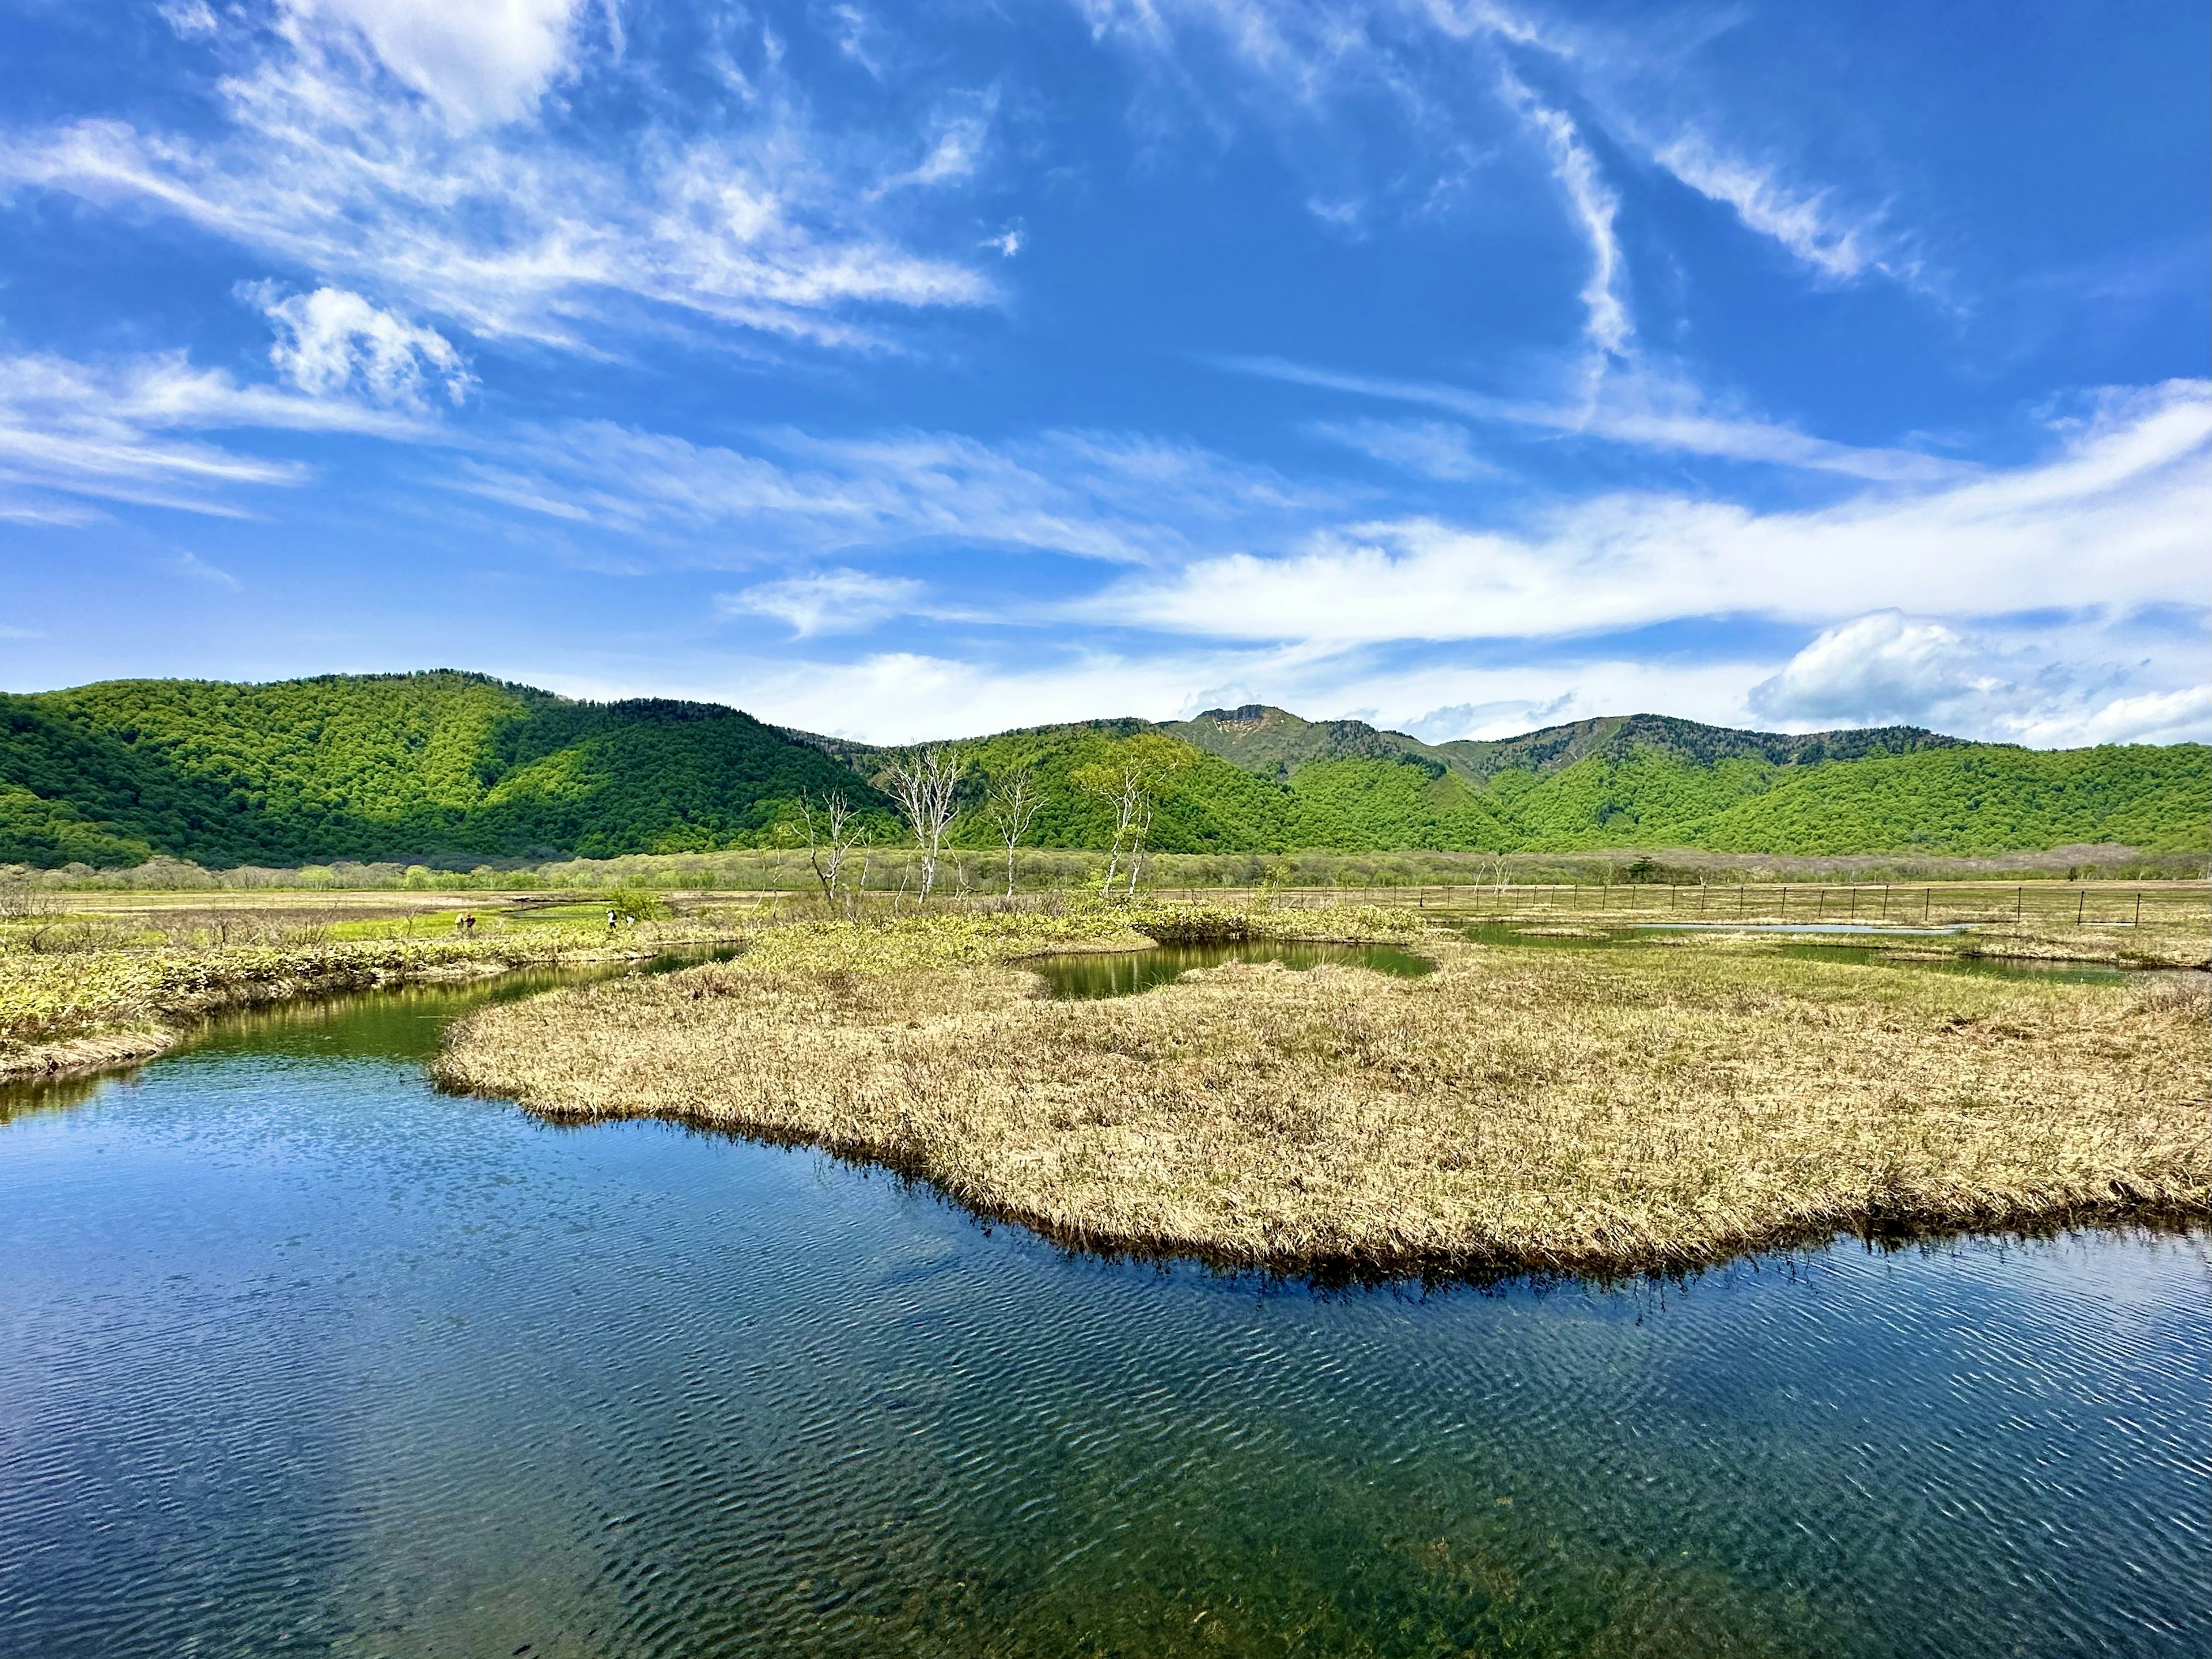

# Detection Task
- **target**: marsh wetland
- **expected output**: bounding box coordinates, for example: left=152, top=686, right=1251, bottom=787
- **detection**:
left=1, top=962, right=2206, bottom=1658
left=2, top=894, right=2206, bottom=1656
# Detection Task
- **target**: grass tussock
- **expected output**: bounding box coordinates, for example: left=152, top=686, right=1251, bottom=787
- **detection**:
left=434, top=911, right=2211, bottom=1275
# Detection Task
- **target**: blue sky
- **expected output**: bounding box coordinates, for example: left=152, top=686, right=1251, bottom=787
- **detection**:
left=0, top=0, right=2205, bottom=746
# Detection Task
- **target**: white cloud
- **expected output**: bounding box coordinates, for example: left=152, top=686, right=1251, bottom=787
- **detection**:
left=720, top=568, right=926, bottom=637
left=830, top=4, right=889, bottom=80
left=0, top=354, right=304, bottom=517
left=1751, top=610, right=2211, bottom=747
left=1499, top=71, right=1628, bottom=358
left=712, top=647, right=1222, bottom=744
left=0, top=15, right=997, bottom=353
left=1308, top=417, right=1495, bottom=480
left=171, top=550, right=243, bottom=589
left=876, top=100, right=996, bottom=194
left=2033, top=685, right=2211, bottom=748
left=571, top=608, right=2205, bottom=750
left=157, top=0, right=218, bottom=39
left=1650, top=134, right=1889, bottom=283
left=0, top=344, right=448, bottom=518
left=1088, top=380, right=2210, bottom=643
left=691, top=638, right=1781, bottom=747
left=1402, top=694, right=1575, bottom=743
left=252, top=286, right=474, bottom=410
left=281, top=0, right=587, bottom=131
left=450, top=419, right=1343, bottom=564
left=1748, top=611, right=1993, bottom=724
left=1228, top=355, right=1961, bottom=481
left=1075, top=0, right=1934, bottom=337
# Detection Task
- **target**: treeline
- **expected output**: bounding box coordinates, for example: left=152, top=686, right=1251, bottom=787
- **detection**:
left=3, top=672, right=2205, bottom=870
left=16, top=844, right=2199, bottom=896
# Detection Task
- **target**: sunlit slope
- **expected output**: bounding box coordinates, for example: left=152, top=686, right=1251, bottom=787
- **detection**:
left=2, top=675, right=2202, bottom=867
left=1, top=672, right=885, bottom=866
left=1685, top=745, right=2210, bottom=854
left=981, top=714, right=2204, bottom=857
left=1168, top=707, right=2207, bottom=855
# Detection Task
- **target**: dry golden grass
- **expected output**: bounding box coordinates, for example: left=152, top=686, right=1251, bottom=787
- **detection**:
left=0, top=920, right=739, bottom=1083
left=435, top=915, right=2211, bottom=1274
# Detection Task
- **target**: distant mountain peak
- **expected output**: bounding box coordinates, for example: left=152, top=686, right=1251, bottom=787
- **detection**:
left=1193, top=704, right=1290, bottom=730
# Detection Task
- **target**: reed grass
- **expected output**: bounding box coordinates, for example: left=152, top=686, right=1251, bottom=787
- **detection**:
left=434, top=911, right=2210, bottom=1275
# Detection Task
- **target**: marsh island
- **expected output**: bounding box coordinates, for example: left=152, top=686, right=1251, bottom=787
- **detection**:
left=435, top=907, right=2210, bottom=1276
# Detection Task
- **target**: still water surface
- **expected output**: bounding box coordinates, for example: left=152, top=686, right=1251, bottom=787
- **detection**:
left=1456, top=919, right=2167, bottom=985
left=1, top=971, right=2205, bottom=1658
left=1027, top=939, right=1434, bottom=998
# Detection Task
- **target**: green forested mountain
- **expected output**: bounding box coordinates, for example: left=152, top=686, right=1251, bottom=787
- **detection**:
left=0, top=672, right=888, bottom=868
left=1, top=675, right=2203, bottom=869
left=1157, top=705, right=1959, bottom=782
left=853, top=707, right=2206, bottom=859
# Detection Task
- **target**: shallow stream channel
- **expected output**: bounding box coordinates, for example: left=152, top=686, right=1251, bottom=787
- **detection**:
left=1, top=955, right=2205, bottom=1658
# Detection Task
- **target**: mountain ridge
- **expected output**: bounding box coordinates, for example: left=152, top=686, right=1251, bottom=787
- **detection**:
left=1157, top=704, right=1967, bottom=783
left=2, top=673, right=2202, bottom=869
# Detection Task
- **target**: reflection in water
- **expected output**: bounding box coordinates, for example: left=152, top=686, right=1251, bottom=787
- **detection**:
left=1026, top=940, right=1434, bottom=998
left=1458, top=920, right=2158, bottom=984
left=0, top=974, right=2205, bottom=1659
left=0, top=1065, right=123, bottom=1128
left=1768, top=944, right=2148, bottom=983
left=1635, top=922, right=1971, bottom=935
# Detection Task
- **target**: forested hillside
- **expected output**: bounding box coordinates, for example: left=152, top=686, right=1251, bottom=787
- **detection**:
left=0, top=673, right=888, bottom=868
left=2, top=675, right=2203, bottom=869
left=865, top=710, right=2207, bottom=859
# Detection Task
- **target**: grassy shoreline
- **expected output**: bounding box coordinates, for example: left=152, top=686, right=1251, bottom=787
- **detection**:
left=434, top=908, right=2210, bottom=1278
left=0, top=926, right=731, bottom=1084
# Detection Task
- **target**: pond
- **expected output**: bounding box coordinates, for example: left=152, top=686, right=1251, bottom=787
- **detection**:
left=1456, top=919, right=2173, bottom=984
left=1, top=973, right=2204, bottom=1658
left=1635, top=922, right=1972, bottom=935
left=1024, top=938, right=1435, bottom=998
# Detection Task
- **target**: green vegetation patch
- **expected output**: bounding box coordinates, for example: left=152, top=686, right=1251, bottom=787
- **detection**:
left=2, top=672, right=886, bottom=868
left=5, top=673, right=2204, bottom=869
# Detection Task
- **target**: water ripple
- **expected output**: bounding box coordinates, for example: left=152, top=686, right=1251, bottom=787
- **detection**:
left=1, top=979, right=2205, bottom=1658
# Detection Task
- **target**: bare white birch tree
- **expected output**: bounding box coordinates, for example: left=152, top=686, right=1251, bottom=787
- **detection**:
left=1073, top=735, right=1193, bottom=901
left=796, top=790, right=866, bottom=916
left=884, top=746, right=964, bottom=903
left=980, top=765, right=1044, bottom=899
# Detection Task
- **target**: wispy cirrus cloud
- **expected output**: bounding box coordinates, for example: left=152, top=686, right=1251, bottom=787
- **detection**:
left=1498, top=67, right=1630, bottom=358
left=1224, top=355, right=1964, bottom=481
left=1648, top=134, right=1900, bottom=285
left=0, top=286, right=477, bottom=521
left=447, top=420, right=1347, bottom=565
left=1307, top=418, right=1497, bottom=480
left=1075, top=0, right=1926, bottom=301
left=0, top=350, right=400, bottom=520
left=0, top=1, right=1001, bottom=353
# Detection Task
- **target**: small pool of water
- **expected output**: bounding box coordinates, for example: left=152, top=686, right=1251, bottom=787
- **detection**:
left=1637, top=922, right=1971, bottom=935
left=1769, top=944, right=2153, bottom=983
left=1025, top=939, right=1434, bottom=998
left=1456, top=921, right=2165, bottom=984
